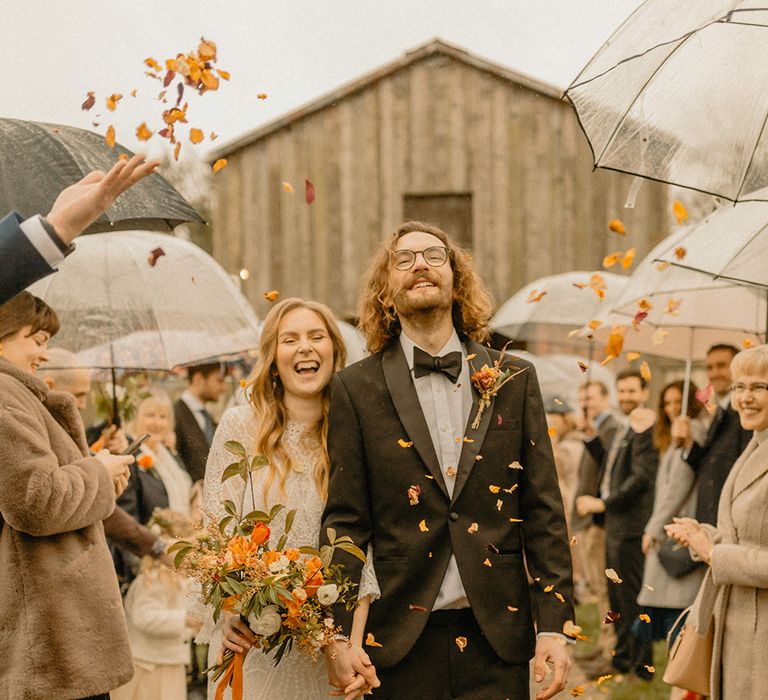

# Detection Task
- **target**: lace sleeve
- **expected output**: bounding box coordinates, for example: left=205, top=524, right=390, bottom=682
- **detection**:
left=359, top=544, right=380, bottom=602
left=202, top=406, right=251, bottom=525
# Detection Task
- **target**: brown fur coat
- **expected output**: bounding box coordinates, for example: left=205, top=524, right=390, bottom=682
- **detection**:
left=0, top=358, right=133, bottom=699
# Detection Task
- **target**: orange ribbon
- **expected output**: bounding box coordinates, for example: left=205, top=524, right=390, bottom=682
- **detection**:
left=214, top=652, right=244, bottom=700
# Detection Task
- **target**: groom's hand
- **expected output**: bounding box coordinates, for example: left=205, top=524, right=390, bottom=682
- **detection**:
left=325, top=642, right=380, bottom=699
left=533, top=635, right=570, bottom=700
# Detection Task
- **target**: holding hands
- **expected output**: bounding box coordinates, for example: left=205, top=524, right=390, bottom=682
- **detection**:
left=665, top=517, right=714, bottom=564
left=325, top=641, right=380, bottom=699
left=533, top=635, right=571, bottom=700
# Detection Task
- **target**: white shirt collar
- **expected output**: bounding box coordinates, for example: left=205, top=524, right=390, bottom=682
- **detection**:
left=181, top=390, right=206, bottom=415
left=399, top=329, right=464, bottom=370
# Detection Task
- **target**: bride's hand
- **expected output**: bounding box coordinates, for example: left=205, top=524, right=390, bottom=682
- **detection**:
left=218, top=611, right=256, bottom=661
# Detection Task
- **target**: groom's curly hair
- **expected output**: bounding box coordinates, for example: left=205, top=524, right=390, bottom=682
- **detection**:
left=357, top=221, right=493, bottom=354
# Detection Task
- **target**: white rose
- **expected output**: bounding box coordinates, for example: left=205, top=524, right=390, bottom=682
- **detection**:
left=248, top=605, right=282, bottom=637
left=268, top=555, right=290, bottom=573
left=316, top=583, right=339, bottom=606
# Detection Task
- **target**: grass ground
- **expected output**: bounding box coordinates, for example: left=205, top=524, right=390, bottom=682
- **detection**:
left=570, top=603, right=671, bottom=699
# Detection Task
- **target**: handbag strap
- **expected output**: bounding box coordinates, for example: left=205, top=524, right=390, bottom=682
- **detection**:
left=691, top=568, right=718, bottom=634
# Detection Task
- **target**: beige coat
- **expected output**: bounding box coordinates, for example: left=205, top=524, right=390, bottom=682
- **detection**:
left=0, top=358, right=133, bottom=699
left=693, top=435, right=768, bottom=700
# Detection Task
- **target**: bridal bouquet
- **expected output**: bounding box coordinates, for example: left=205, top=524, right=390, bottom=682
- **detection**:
left=170, top=440, right=365, bottom=697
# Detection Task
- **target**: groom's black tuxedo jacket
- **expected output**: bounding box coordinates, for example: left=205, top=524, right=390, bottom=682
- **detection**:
left=321, top=339, right=574, bottom=668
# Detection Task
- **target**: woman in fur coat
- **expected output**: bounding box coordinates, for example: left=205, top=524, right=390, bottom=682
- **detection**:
left=0, top=292, right=135, bottom=700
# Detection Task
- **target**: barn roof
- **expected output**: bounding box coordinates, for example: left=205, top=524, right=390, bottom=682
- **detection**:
left=211, top=38, right=563, bottom=159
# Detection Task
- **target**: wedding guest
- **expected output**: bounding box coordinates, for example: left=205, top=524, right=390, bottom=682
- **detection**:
left=201, top=298, right=379, bottom=700
left=576, top=369, right=657, bottom=681
left=112, top=510, right=202, bottom=700
left=638, top=381, right=707, bottom=691
left=0, top=291, right=135, bottom=699
left=38, top=350, right=170, bottom=569
left=322, top=222, right=573, bottom=700
left=545, top=398, right=584, bottom=531
left=175, top=362, right=226, bottom=482
left=672, top=344, right=751, bottom=525
left=0, top=154, right=159, bottom=304
left=667, top=344, right=768, bottom=700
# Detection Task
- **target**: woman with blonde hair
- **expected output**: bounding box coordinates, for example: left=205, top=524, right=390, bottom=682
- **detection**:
left=668, top=344, right=768, bottom=699
left=199, top=298, right=379, bottom=700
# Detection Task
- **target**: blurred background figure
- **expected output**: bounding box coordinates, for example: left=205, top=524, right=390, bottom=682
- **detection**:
left=545, top=397, right=584, bottom=532
left=174, top=362, right=226, bottom=484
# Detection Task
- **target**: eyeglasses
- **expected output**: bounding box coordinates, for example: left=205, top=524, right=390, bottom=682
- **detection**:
left=731, top=382, right=768, bottom=396
left=392, top=246, right=450, bottom=271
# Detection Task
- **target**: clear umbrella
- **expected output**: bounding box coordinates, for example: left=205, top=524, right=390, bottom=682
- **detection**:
left=654, top=201, right=768, bottom=293
left=337, top=320, right=368, bottom=365
left=565, top=1, right=768, bottom=202
left=491, top=271, right=629, bottom=342
left=29, top=231, right=261, bottom=421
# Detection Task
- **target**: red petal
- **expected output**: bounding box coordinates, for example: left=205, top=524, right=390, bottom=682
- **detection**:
left=148, top=247, right=166, bottom=267
left=305, top=179, right=316, bottom=205
left=163, top=70, right=176, bottom=88
left=81, top=92, right=96, bottom=111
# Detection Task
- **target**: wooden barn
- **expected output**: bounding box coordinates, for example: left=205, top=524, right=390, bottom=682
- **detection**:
left=210, top=38, right=669, bottom=322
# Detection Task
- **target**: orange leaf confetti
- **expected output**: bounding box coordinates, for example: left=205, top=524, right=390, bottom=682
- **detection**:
left=148, top=247, right=165, bottom=267
left=455, top=637, right=467, bottom=653
left=305, top=179, right=316, bottom=205
left=398, top=438, right=413, bottom=448
left=135, top=122, right=153, bottom=141
left=130, top=88, right=137, bottom=97
left=507, top=605, right=519, bottom=613
left=605, top=568, right=623, bottom=584
left=743, top=338, right=756, bottom=349
left=496, top=499, right=503, bottom=511
left=547, top=426, right=558, bottom=438
left=604, top=328, right=625, bottom=358
left=665, top=298, right=682, bottom=315
left=407, top=484, right=421, bottom=506
left=467, top=522, right=478, bottom=534
left=488, top=485, right=501, bottom=494
left=638, top=298, right=653, bottom=311
left=173, top=142, right=181, bottom=161
left=640, top=361, right=652, bottom=382
left=189, top=128, right=204, bottom=144
left=673, top=199, right=688, bottom=225
left=608, top=219, right=626, bottom=235
left=570, top=686, right=585, bottom=697
left=602, top=252, right=621, bottom=269
left=526, top=289, right=547, bottom=303
left=282, top=181, right=295, bottom=193
left=508, top=461, right=523, bottom=470
left=626, top=352, right=641, bottom=362
left=596, top=675, right=614, bottom=686
left=365, top=632, right=383, bottom=648
left=418, top=519, right=429, bottom=532
left=105, top=125, right=116, bottom=148
left=106, top=93, right=123, bottom=111
left=588, top=319, right=602, bottom=330
left=210, top=131, right=218, bottom=140
left=257, top=93, right=268, bottom=100
left=263, top=290, right=280, bottom=302
left=639, top=613, right=651, bottom=623
left=621, top=248, right=636, bottom=270
left=216, top=68, right=231, bottom=81
left=656, top=260, right=671, bottom=271
left=675, top=246, right=687, bottom=260
left=603, top=611, right=621, bottom=624
left=483, top=558, right=492, bottom=567
left=577, top=361, right=589, bottom=373
left=543, top=584, right=554, bottom=593
left=81, top=91, right=96, bottom=111
left=212, top=158, right=228, bottom=173
left=555, top=592, right=566, bottom=603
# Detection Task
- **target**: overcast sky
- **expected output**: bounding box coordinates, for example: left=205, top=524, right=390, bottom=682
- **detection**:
left=2, top=0, right=643, bottom=160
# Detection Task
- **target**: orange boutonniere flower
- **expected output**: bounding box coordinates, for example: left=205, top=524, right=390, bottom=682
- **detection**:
left=469, top=350, right=527, bottom=430
left=137, top=454, right=154, bottom=470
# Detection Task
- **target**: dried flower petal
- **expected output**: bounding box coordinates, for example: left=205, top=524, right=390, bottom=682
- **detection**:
left=105, top=125, right=116, bottom=148
left=673, top=199, right=688, bottom=225
left=605, top=568, right=623, bottom=584
left=608, top=218, right=625, bottom=235
left=365, top=632, right=383, bottom=647
left=398, top=438, right=413, bottom=448
left=263, top=290, right=280, bottom=302
left=81, top=91, right=96, bottom=111
left=418, top=519, right=429, bottom=532
left=212, top=158, right=228, bottom=173
left=455, top=637, right=467, bottom=652
left=148, top=247, right=165, bottom=267
left=467, top=522, right=478, bottom=534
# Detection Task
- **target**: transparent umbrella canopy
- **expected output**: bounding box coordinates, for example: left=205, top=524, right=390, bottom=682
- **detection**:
left=565, top=1, right=768, bottom=202
left=29, top=231, right=261, bottom=370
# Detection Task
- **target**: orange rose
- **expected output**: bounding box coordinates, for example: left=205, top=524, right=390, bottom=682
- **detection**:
left=304, top=571, right=324, bottom=597
left=250, top=523, right=270, bottom=546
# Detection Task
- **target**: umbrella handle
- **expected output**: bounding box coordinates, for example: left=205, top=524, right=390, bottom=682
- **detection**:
left=111, top=366, right=121, bottom=429
left=681, top=331, right=694, bottom=417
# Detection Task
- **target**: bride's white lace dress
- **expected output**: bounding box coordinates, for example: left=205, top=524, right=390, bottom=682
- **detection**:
left=197, top=406, right=379, bottom=700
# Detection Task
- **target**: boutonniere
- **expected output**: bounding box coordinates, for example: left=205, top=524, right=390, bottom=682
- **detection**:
left=137, top=454, right=156, bottom=473
left=469, top=352, right=527, bottom=430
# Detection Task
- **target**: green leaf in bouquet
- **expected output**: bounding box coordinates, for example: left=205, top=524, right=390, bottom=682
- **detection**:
left=221, top=462, right=243, bottom=482
left=336, top=541, right=367, bottom=564
left=251, top=454, right=269, bottom=470
left=166, top=539, right=193, bottom=554
left=275, top=534, right=288, bottom=552
left=224, top=440, right=247, bottom=458
left=223, top=500, right=238, bottom=517
left=243, top=509, right=270, bottom=522
left=326, top=527, right=337, bottom=543
left=269, top=504, right=285, bottom=519
left=298, top=546, right=321, bottom=556
left=218, top=515, right=235, bottom=535
left=319, top=545, right=333, bottom=570
left=173, top=546, right=194, bottom=568
left=284, top=509, right=297, bottom=535
left=272, top=637, right=293, bottom=666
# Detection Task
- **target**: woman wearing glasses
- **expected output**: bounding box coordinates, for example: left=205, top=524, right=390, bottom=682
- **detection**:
left=667, top=344, right=768, bottom=699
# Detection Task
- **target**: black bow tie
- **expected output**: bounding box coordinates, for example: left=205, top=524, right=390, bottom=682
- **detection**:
left=412, top=346, right=462, bottom=383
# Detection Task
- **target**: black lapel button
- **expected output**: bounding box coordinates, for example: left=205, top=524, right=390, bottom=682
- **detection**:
left=449, top=512, right=460, bottom=521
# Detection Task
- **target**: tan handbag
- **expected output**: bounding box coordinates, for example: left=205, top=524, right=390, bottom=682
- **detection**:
left=663, top=606, right=713, bottom=695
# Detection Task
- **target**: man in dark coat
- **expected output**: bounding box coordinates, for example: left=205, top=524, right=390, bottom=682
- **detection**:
left=322, top=221, right=574, bottom=700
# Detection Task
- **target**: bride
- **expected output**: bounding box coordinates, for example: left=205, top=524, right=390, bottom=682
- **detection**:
left=199, top=298, right=380, bottom=699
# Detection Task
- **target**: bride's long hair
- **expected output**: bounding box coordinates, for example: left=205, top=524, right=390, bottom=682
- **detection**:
left=245, top=298, right=347, bottom=502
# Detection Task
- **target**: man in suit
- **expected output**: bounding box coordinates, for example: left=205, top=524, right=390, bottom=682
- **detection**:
left=322, top=222, right=573, bottom=700
left=673, top=344, right=752, bottom=525
left=571, top=380, right=620, bottom=663
left=576, top=369, right=657, bottom=681
left=174, top=362, right=226, bottom=482
left=0, top=153, right=158, bottom=305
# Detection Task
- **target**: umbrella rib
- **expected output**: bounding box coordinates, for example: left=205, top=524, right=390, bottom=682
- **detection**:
left=735, top=108, right=768, bottom=202
left=592, top=30, right=698, bottom=167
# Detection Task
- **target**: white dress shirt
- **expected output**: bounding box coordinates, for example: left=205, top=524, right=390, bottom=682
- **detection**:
left=399, top=330, right=471, bottom=610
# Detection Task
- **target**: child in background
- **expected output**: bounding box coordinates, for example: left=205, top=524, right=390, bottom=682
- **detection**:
left=112, top=509, right=201, bottom=700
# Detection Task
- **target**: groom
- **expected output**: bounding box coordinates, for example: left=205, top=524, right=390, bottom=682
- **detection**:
left=322, top=222, right=573, bottom=699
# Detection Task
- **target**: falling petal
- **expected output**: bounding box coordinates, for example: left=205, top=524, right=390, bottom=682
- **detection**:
left=263, top=290, right=280, bottom=302
left=105, top=125, right=116, bottom=148
left=305, top=179, right=316, bottom=205
left=605, top=568, right=623, bottom=584
left=81, top=91, right=96, bottom=111
left=455, top=637, right=467, bottom=652
left=212, top=158, right=228, bottom=173
left=148, top=247, right=165, bottom=267
left=365, top=633, right=383, bottom=648
left=672, top=200, right=688, bottom=225
left=608, top=219, right=626, bottom=235
left=398, top=438, right=413, bottom=448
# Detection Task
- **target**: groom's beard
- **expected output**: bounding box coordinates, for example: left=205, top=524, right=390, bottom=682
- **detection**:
left=392, top=279, right=453, bottom=324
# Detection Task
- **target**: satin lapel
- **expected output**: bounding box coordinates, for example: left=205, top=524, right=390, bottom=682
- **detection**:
left=451, top=341, right=496, bottom=505
left=382, top=343, right=449, bottom=498
left=730, top=437, right=768, bottom=502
